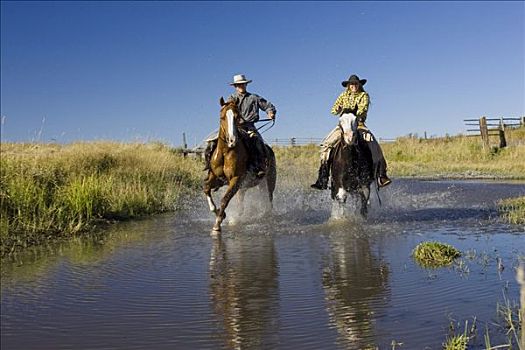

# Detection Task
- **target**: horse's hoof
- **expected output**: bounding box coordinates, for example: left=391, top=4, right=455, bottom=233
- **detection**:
left=211, top=228, right=221, bottom=236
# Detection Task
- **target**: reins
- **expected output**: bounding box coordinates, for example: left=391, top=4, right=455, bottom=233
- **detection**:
left=256, top=118, right=275, bottom=134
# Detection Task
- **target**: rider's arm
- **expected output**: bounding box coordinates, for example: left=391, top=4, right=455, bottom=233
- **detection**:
left=330, top=91, right=346, bottom=115
left=257, top=95, right=276, bottom=118
left=355, top=92, right=369, bottom=121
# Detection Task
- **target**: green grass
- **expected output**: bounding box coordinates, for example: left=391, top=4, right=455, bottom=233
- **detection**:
left=0, top=141, right=202, bottom=255
left=412, top=241, right=461, bottom=268
left=443, top=334, right=469, bottom=350
left=498, top=196, right=525, bottom=225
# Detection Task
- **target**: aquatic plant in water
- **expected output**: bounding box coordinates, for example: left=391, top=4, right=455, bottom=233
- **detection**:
left=498, top=196, right=525, bottom=225
left=443, top=334, right=468, bottom=350
left=412, top=241, right=461, bottom=268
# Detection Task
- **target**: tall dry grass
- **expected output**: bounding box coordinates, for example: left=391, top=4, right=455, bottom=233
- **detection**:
left=274, top=127, right=525, bottom=180
left=0, top=141, right=202, bottom=255
left=383, top=127, right=525, bottom=178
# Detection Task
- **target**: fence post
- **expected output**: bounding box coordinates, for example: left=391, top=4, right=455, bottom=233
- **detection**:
left=521, top=116, right=525, bottom=127
left=182, top=132, right=188, bottom=157
left=291, top=137, right=296, bottom=147
left=499, top=117, right=507, bottom=148
left=479, top=116, right=489, bottom=149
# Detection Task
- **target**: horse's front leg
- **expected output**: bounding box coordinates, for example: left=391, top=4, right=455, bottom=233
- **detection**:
left=335, top=187, right=348, bottom=203
left=213, top=176, right=243, bottom=232
left=204, top=172, right=220, bottom=215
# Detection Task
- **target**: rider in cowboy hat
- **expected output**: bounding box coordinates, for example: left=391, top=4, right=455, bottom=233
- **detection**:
left=311, top=74, right=392, bottom=190
left=204, top=74, right=276, bottom=177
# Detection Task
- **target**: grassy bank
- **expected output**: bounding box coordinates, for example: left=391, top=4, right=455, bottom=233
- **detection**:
left=0, top=142, right=202, bottom=255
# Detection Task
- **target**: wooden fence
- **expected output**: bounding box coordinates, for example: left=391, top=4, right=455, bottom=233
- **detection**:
left=463, top=116, right=524, bottom=149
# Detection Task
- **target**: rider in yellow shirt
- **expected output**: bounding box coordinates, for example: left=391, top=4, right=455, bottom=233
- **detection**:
left=311, top=74, right=392, bottom=190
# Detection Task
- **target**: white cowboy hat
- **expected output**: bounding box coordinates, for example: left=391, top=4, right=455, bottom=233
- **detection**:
left=229, top=74, right=252, bottom=85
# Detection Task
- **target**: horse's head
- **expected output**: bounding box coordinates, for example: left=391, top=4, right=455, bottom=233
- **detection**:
left=219, top=97, right=241, bottom=148
left=338, top=113, right=358, bottom=145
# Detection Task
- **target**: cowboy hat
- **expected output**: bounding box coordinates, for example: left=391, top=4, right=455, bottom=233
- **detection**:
left=342, top=74, right=367, bottom=87
left=229, top=74, right=252, bottom=85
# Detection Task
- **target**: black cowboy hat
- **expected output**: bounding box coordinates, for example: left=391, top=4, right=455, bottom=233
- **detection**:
left=342, top=74, right=367, bottom=87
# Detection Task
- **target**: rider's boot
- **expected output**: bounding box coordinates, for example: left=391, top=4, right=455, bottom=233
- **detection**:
left=254, top=156, right=266, bottom=178
left=252, top=138, right=266, bottom=178
left=378, top=171, right=392, bottom=188
left=310, top=161, right=329, bottom=190
left=376, top=158, right=392, bottom=188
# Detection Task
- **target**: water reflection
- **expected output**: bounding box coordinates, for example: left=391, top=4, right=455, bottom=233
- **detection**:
left=209, top=234, right=280, bottom=349
left=1, top=220, right=155, bottom=285
left=322, top=230, right=390, bottom=349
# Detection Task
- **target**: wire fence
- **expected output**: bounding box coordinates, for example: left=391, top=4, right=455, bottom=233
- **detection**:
left=269, top=137, right=323, bottom=147
left=181, top=116, right=525, bottom=156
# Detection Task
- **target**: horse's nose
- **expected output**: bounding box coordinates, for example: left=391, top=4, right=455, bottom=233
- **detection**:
left=343, top=131, right=354, bottom=145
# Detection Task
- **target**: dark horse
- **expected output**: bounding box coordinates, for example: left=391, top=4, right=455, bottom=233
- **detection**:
left=330, top=114, right=375, bottom=218
left=204, top=97, right=277, bottom=232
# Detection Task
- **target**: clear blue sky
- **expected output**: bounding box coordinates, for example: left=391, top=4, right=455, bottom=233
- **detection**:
left=1, top=1, right=524, bottom=146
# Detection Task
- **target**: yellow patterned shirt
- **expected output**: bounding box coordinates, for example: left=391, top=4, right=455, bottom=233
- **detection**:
left=330, top=90, right=369, bottom=121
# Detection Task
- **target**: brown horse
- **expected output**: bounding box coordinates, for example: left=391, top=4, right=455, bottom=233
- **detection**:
left=204, top=97, right=276, bottom=232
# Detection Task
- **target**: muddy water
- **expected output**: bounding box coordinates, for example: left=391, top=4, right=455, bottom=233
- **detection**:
left=1, top=180, right=524, bottom=349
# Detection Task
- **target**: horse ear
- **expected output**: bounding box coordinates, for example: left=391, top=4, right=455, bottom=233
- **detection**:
left=219, top=97, right=225, bottom=106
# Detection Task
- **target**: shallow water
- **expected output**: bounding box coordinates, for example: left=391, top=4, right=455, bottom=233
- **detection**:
left=1, top=179, right=524, bottom=349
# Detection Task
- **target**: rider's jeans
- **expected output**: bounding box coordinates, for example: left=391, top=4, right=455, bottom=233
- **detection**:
left=319, top=127, right=342, bottom=162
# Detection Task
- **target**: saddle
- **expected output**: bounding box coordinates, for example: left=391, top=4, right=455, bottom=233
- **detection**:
left=356, top=125, right=374, bottom=142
